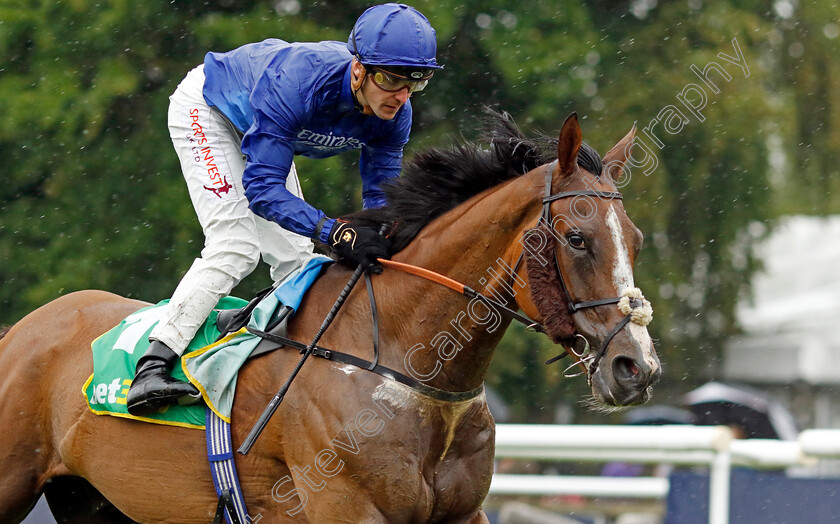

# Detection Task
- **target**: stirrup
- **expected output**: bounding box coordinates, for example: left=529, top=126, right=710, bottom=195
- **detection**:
left=178, top=389, right=204, bottom=406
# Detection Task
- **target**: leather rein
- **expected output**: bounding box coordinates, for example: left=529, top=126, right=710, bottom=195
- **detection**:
left=375, top=165, right=646, bottom=382
left=247, top=165, right=647, bottom=398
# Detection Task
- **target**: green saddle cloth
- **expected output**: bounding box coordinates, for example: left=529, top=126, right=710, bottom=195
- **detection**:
left=84, top=294, right=281, bottom=429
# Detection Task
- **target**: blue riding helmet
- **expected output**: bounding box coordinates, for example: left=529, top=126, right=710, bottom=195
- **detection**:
left=348, top=3, right=443, bottom=77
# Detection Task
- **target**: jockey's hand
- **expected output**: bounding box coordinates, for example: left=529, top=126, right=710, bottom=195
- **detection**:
left=328, top=221, right=391, bottom=274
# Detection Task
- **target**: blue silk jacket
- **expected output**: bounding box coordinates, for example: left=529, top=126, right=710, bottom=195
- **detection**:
left=202, top=39, right=411, bottom=242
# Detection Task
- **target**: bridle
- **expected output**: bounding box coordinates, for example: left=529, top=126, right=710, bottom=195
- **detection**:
left=239, top=162, right=654, bottom=404
left=381, top=163, right=652, bottom=383
left=523, top=164, right=650, bottom=380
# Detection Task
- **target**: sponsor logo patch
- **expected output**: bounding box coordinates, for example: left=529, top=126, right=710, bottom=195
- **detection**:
left=204, top=175, right=235, bottom=199
left=297, top=129, right=364, bottom=152
left=187, top=107, right=239, bottom=202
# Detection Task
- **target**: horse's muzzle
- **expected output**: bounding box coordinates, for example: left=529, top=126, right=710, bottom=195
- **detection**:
left=590, top=338, right=661, bottom=407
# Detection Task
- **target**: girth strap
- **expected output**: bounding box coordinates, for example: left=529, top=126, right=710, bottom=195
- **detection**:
left=207, top=408, right=249, bottom=524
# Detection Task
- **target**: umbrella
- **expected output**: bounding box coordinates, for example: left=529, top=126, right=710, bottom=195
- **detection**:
left=623, top=405, right=695, bottom=426
left=684, top=382, right=799, bottom=440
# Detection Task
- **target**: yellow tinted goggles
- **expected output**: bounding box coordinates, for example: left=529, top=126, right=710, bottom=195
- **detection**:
left=369, top=67, right=433, bottom=93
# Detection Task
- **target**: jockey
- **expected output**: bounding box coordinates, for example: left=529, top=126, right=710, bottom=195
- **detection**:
left=126, top=3, right=441, bottom=416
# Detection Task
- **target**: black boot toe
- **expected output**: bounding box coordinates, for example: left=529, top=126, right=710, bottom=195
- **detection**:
left=126, top=368, right=201, bottom=416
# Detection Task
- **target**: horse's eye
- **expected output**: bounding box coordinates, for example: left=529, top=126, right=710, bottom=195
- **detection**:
left=568, top=234, right=586, bottom=250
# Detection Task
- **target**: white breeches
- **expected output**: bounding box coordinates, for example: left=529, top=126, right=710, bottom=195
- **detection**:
left=150, top=64, right=315, bottom=354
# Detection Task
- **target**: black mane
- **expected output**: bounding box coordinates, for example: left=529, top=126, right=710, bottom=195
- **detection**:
left=350, top=110, right=602, bottom=251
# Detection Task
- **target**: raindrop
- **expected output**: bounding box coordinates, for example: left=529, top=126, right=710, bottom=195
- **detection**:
left=475, top=13, right=492, bottom=29
left=773, top=0, right=794, bottom=19
left=823, top=23, right=839, bottom=39
left=630, top=0, right=658, bottom=19
left=497, top=10, right=518, bottom=29
left=274, top=0, right=300, bottom=15
left=687, top=291, right=704, bottom=309
left=747, top=221, right=766, bottom=238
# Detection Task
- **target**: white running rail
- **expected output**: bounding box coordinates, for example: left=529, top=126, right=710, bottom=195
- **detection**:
left=491, top=425, right=840, bottom=524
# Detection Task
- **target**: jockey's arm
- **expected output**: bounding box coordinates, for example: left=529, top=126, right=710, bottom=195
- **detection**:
left=241, top=73, right=332, bottom=242
left=360, top=145, right=402, bottom=210
left=359, top=113, right=411, bottom=209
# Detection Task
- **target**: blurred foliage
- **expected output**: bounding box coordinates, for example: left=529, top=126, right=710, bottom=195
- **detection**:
left=1, top=0, right=837, bottom=422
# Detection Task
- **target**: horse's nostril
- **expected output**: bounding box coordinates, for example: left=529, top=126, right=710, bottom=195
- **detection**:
left=613, top=356, right=643, bottom=382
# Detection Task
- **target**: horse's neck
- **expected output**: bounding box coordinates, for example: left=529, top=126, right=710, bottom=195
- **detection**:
left=374, top=172, right=543, bottom=391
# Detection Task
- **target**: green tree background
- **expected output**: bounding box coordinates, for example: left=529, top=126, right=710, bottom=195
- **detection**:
left=1, top=0, right=837, bottom=422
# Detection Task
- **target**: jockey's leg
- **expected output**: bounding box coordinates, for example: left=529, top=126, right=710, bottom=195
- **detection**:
left=128, top=64, right=313, bottom=414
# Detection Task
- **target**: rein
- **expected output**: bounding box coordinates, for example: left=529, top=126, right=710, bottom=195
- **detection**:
left=242, top=259, right=536, bottom=402
left=377, top=259, right=542, bottom=332
left=375, top=165, right=652, bottom=384
left=240, top=259, right=534, bottom=402
left=244, top=166, right=652, bottom=402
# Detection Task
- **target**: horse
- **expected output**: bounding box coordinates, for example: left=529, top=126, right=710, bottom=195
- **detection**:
left=0, top=111, right=660, bottom=523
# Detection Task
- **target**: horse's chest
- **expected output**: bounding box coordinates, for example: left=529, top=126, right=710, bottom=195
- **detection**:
left=369, top=382, right=496, bottom=519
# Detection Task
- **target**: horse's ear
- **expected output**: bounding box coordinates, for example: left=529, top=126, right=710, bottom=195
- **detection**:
left=602, top=123, right=637, bottom=183
left=555, top=112, right=582, bottom=178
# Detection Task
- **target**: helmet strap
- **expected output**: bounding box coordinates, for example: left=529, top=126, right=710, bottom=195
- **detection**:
left=351, top=61, right=375, bottom=116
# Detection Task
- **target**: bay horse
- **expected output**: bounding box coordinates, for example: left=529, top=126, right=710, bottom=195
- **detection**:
left=0, top=111, right=660, bottom=523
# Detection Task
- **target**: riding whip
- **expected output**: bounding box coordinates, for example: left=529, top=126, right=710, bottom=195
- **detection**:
left=238, top=224, right=386, bottom=455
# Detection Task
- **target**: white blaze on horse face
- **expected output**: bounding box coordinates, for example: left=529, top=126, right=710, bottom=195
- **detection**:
left=606, top=205, right=657, bottom=370
left=606, top=205, right=634, bottom=292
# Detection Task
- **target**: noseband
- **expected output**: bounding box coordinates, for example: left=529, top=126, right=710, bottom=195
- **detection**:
left=377, top=164, right=652, bottom=384
left=530, top=166, right=652, bottom=381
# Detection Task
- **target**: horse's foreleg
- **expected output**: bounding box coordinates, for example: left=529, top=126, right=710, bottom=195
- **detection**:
left=44, top=477, right=135, bottom=524
left=0, top=329, right=49, bottom=522
left=0, top=478, right=39, bottom=524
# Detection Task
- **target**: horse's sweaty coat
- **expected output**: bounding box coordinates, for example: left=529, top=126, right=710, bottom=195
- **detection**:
left=0, top=112, right=660, bottom=523
left=372, top=381, right=488, bottom=462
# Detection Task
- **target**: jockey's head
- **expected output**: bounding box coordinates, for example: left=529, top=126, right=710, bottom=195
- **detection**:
left=348, top=3, right=442, bottom=119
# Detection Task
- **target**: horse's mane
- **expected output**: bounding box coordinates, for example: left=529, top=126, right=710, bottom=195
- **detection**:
left=349, top=109, right=603, bottom=251
left=0, top=326, right=9, bottom=342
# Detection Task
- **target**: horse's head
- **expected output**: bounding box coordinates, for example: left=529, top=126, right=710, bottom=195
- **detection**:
left=517, top=113, right=661, bottom=408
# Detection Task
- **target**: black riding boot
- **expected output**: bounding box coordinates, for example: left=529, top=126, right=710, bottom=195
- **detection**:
left=126, top=340, right=201, bottom=416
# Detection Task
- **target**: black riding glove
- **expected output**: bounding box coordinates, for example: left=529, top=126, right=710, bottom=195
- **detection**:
left=328, top=221, right=391, bottom=273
